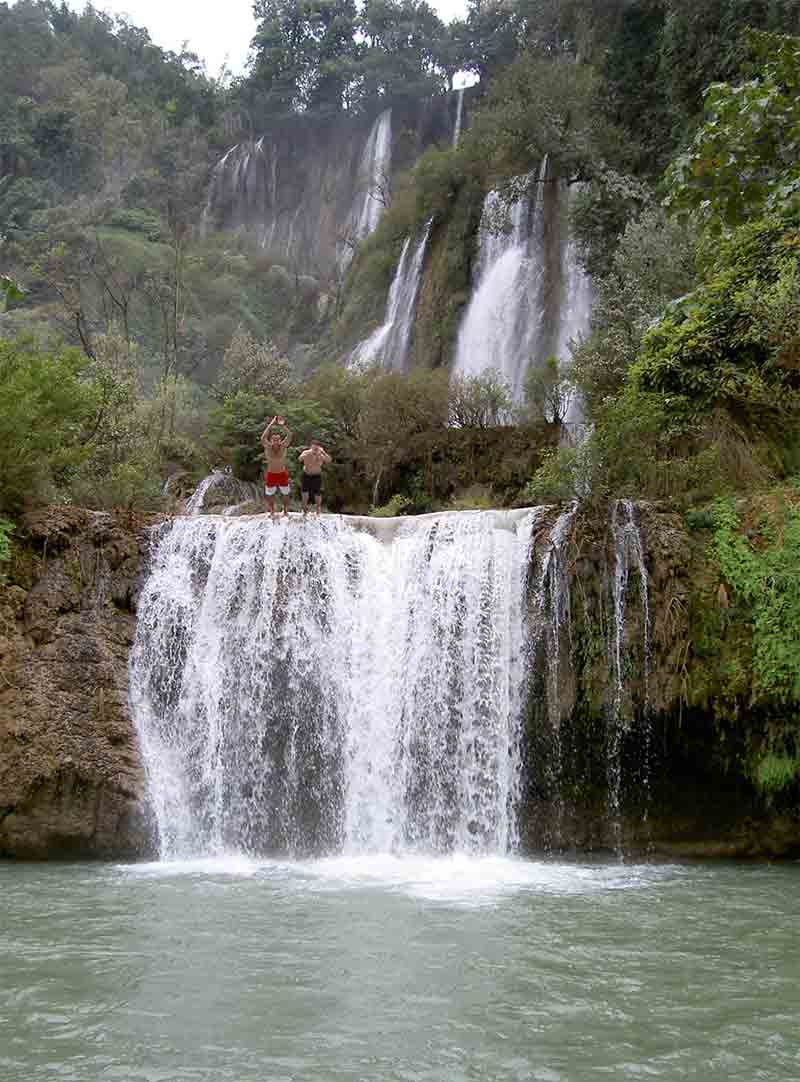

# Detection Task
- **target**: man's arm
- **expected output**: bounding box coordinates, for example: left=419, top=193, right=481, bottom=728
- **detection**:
left=320, top=448, right=332, bottom=463
left=261, top=416, right=277, bottom=446
left=281, top=424, right=293, bottom=448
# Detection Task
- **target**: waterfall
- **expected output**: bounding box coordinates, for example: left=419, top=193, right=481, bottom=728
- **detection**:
left=451, top=171, right=537, bottom=401
left=607, top=499, right=651, bottom=843
left=339, top=109, right=393, bottom=272
left=349, top=220, right=432, bottom=370
left=556, top=188, right=593, bottom=427
left=452, top=88, right=465, bottom=148
left=453, top=161, right=593, bottom=407
left=185, top=471, right=260, bottom=516
left=130, top=509, right=537, bottom=860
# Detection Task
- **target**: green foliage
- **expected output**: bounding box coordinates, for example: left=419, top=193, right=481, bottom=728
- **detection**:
left=369, top=493, right=415, bottom=517
left=635, top=211, right=800, bottom=435
left=0, top=337, right=99, bottom=512
left=449, top=370, right=512, bottom=427
left=522, top=356, right=570, bottom=426
left=711, top=496, right=800, bottom=701
left=463, top=53, right=614, bottom=184
left=755, top=752, right=800, bottom=793
left=666, top=32, right=800, bottom=232
left=569, top=205, right=696, bottom=416
left=212, top=331, right=295, bottom=402
left=0, top=273, right=26, bottom=309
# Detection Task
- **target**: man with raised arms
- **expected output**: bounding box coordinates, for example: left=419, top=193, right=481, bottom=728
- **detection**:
left=297, top=438, right=332, bottom=517
left=261, top=415, right=292, bottom=519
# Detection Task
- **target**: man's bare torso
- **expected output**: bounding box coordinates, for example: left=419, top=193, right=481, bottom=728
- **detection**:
left=299, top=447, right=328, bottom=475
left=265, top=443, right=288, bottom=472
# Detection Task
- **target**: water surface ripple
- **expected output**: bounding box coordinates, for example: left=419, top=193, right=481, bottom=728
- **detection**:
left=1, top=857, right=797, bottom=1081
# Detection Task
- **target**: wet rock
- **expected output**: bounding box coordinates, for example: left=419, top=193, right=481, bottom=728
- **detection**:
left=0, top=509, right=158, bottom=860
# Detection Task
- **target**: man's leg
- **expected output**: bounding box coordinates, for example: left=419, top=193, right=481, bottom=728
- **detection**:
left=267, top=493, right=276, bottom=519
left=282, top=486, right=290, bottom=516
left=302, top=484, right=309, bottom=517
left=315, top=493, right=322, bottom=517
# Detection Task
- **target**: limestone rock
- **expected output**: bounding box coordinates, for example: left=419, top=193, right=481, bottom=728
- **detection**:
left=0, top=507, right=156, bottom=859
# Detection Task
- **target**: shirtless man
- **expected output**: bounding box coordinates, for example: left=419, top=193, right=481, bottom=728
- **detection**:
left=261, top=415, right=292, bottom=519
left=297, top=438, right=331, bottom=517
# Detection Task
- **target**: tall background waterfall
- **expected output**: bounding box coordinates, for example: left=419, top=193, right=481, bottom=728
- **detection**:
left=349, top=220, right=432, bottom=370
left=203, top=108, right=396, bottom=278
left=131, top=510, right=538, bottom=859
left=453, top=163, right=592, bottom=403
left=338, top=109, right=392, bottom=272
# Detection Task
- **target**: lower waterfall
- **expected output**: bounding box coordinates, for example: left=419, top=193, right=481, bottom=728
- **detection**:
left=130, top=509, right=538, bottom=860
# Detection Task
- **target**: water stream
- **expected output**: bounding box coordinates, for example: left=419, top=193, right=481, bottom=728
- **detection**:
left=453, top=163, right=593, bottom=406
left=349, top=220, right=432, bottom=370
left=339, top=108, right=392, bottom=272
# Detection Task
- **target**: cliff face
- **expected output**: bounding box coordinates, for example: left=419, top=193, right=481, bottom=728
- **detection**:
left=0, top=508, right=155, bottom=859
left=520, top=502, right=800, bottom=858
left=1, top=500, right=798, bottom=860
left=205, top=97, right=458, bottom=284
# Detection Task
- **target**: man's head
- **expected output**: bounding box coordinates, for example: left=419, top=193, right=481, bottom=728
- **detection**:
left=311, top=438, right=321, bottom=448
left=270, top=433, right=283, bottom=450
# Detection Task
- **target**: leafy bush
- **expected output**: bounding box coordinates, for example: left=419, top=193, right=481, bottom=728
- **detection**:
left=449, top=369, right=512, bottom=427
left=665, top=31, right=800, bottom=231
left=711, top=496, right=800, bottom=701
left=369, top=494, right=414, bottom=518
left=0, top=338, right=99, bottom=512
left=635, top=212, right=800, bottom=434
left=756, top=752, right=800, bottom=794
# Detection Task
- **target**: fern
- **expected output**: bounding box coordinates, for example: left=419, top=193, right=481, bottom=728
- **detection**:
left=711, top=497, right=800, bottom=700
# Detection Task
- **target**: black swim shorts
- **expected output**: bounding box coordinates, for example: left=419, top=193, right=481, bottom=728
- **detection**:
left=301, top=472, right=322, bottom=496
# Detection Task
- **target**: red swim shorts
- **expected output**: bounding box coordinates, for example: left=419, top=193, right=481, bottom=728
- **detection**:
left=264, top=470, right=290, bottom=496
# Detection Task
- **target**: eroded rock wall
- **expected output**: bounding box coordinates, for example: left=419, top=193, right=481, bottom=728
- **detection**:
left=0, top=508, right=155, bottom=859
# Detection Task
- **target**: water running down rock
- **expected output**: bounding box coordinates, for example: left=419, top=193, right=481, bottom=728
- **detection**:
left=129, top=500, right=661, bottom=862
left=130, top=509, right=537, bottom=859
left=349, top=220, right=433, bottom=370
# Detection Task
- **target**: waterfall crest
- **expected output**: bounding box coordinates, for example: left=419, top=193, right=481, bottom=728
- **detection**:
left=130, top=509, right=536, bottom=860
left=349, top=220, right=432, bottom=370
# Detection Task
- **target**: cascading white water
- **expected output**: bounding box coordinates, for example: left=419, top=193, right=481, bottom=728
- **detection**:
left=130, top=509, right=537, bottom=860
left=339, top=108, right=392, bottom=272
left=555, top=187, right=593, bottom=427
left=185, top=471, right=260, bottom=516
left=529, top=502, right=578, bottom=719
left=453, top=161, right=593, bottom=409
left=452, top=171, right=538, bottom=400
left=452, top=88, right=465, bottom=148
left=349, top=220, right=432, bottom=370
left=607, top=499, right=651, bottom=841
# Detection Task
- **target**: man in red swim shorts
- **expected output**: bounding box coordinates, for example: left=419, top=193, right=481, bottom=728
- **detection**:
left=260, top=415, right=293, bottom=519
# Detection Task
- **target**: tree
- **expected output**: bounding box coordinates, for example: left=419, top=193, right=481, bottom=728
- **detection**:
left=449, top=370, right=512, bottom=427
left=665, top=31, right=800, bottom=231
left=213, top=330, right=295, bottom=401
left=250, top=0, right=359, bottom=114
left=357, top=0, right=448, bottom=105
left=0, top=338, right=98, bottom=511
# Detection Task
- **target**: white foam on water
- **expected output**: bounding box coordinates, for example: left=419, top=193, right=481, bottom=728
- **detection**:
left=117, top=852, right=685, bottom=907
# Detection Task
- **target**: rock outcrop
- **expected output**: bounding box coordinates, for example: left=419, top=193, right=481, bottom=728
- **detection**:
left=1, top=498, right=798, bottom=861
left=0, top=507, right=155, bottom=859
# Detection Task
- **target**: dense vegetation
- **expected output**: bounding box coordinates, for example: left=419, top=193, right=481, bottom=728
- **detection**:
left=2, top=0, right=800, bottom=796
left=1, top=0, right=800, bottom=524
